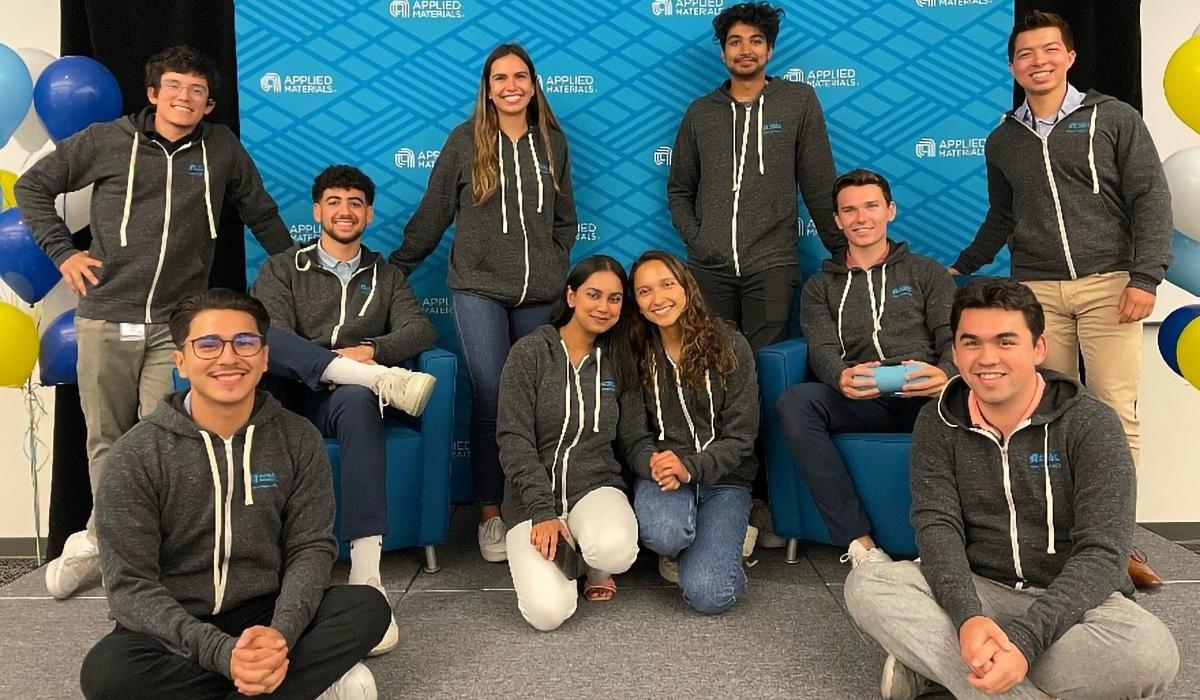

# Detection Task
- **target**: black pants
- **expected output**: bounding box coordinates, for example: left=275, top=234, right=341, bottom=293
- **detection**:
left=775, top=382, right=926, bottom=546
left=690, top=265, right=798, bottom=351
left=80, top=585, right=390, bottom=700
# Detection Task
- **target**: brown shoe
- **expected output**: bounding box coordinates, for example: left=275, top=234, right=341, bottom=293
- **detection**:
left=1128, top=549, right=1164, bottom=588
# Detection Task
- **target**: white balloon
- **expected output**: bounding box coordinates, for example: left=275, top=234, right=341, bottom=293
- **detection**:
left=59, top=184, right=93, bottom=233
left=11, top=48, right=56, bottom=154
left=36, top=282, right=77, bottom=339
left=1163, top=145, right=1200, bottom=241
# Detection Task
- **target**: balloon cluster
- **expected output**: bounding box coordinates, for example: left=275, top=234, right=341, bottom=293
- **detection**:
left=1, top=42, right=123, bottom=387
left=1159, top=306, right=1200, bottom=391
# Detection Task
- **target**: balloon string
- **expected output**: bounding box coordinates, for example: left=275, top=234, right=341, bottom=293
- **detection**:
left=23, top=381, right=48, bottom=566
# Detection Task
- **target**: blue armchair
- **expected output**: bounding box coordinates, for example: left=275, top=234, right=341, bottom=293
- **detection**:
left=756, top=338, right=917, bottom=562
left=175, top=348, right=456, bottom=573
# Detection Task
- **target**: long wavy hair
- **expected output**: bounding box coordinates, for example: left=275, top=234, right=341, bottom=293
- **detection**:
left=470, top=43, right=563, bottom=205
left=549, top=255, right=639, bottom=391
left=629, top=251, right=739, bottom=390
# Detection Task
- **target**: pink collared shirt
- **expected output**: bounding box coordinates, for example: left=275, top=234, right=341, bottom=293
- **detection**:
left=846, top=242, right=890, bottom=270
left=968, top=373, right=1046, bottom=442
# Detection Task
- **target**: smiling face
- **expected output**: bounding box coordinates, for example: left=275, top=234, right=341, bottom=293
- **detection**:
left=834, top=183, right=895, bottom=252
left=147, top=71, right=214, bottom=133
left=174, top=309, right=268, bottom=408
left=953, top=307, right=1047, bottom=410
left=566, top=270, right=625, bottom=337
left=488, top=52, right=534, bottom=119
left=314, top=187, right=373, bottom=246
left=722, top=21, right=772, bottom=80
left=633, top=259, right=688, bottom=330
left=1009, top=26, right=1076, bottom=98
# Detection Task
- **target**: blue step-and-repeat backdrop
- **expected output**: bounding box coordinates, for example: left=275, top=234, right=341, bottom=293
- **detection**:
left=236, top=0, right=1014, bottom=502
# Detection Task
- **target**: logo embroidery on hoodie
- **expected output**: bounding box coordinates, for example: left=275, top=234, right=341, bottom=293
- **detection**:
left=891, top=285, right=913, bottom=298
left=186, top=163, right=205, bottom=177
left=1027, top=452, right=1062, bottom=470
left=358, top=282, right=372, bottom=295
left=761, top=121, right=783, bottom=135
left=250, top=472, right=278, bottom=489
left=1065, top=121, right=1090, bottom=133
left=600, top=379, right=617, bottom=394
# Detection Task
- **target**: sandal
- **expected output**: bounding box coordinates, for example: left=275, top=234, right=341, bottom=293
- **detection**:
left=582, top=576, right=617, bottom=602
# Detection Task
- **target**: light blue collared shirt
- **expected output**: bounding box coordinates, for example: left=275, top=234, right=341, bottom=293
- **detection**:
left=1015, top=83, right=1086, bottom=137
left=315, top=241, right=362, bottom=286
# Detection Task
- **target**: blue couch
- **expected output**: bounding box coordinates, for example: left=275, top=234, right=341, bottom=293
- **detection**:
left=756, top=338, right=917, bottom=562
left=175, top=348, right=456, bottom=573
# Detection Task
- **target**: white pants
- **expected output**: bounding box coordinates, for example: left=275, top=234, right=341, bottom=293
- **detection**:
left=506, top=486, right=639, bottom=631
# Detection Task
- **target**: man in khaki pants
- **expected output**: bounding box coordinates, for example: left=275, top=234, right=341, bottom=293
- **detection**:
left=14, top=47, right=292, bottom=598
left=950, top=11, right=1172, bottom=587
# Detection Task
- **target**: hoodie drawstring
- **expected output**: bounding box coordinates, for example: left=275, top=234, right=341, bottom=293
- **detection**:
left=549, top=343, right=572, bottom=514
left=497, top=132, right=509, bottom=235
left=357, top=263, right=378, bottom=317
left=1087, top=106, right=1100, bottom=195
left=201, top=141, right=217, bottom=240
left=525, top=132, right=544, bottom=213
left=651, top=360, right=666, bottom=440
left=756, top=94, right=764, bottom=175
left=835, top=274, right=853, bottom=359
left=651, top=355, right=717, bottom=451
left=294, top=243, right=317, bottom=271
left=592, top=347, right=601, bottom=433
left=118, top=134, right=139, bottom=247
left=1043, top=424, right=1055, bottom=554
left=863, top=264, right=889, bottom=360
left=199, top=431, right=237, bottom=614
left=242, top=425, right=256, bottom=507
left=729, top=103, right=752, bottom=277
left=497, top=132, right=533, bottom=305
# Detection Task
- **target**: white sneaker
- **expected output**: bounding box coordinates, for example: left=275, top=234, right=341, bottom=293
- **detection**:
left=45, top=530, right=100, bottom=599
left=880, top=654, right=929, bottom=700
left=742, top=524, right=759, bottom=560
left=478, top=516, right=507, bottom=562
left=658, top=555, right=679, bottom=584
left=840, top=539, right=893, bottom=569
left=750, top=500, right=787, bottom=549
left=374, top=367, right=436, bottom=417
left=317, top=662, right=377, bottom=700
left=364, top=578, right=399, bottom=657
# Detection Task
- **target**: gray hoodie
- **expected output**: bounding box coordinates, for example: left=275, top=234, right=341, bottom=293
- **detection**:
left=14, top=109, right=293, bottom=323
left=953, top=91, right=1172, bottom=294
left=911, top=370, right=1136, bottom=664
left=801, top=241, right=956, bottom=388
left=667, top=77, right=840, bottom=277
left=497, top=325, right=644, bottom=525
left=630, top=327, right=760, bottom=488
left=389, top=121, right=577, bottom=306
left=252, top=243, right=436, bottom=366
left=95, top=391, right=336, bottom=678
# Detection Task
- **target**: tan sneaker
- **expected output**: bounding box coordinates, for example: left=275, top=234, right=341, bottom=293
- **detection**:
left=374, top=367, right=436, bottom=417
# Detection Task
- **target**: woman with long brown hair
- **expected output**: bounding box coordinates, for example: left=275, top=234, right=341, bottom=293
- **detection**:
left=627, top=250, right=760, bottom=615
left=390, top=44, right=577, bottom=563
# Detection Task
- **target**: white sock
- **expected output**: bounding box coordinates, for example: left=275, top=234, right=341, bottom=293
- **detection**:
left=349, top=535, right=383, bottom=586
left=321, top=356, right=389, bottom=390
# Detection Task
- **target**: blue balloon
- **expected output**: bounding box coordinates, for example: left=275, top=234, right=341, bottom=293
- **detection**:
left=0, top=43, right=34, bottom=148
left=33, top=56, right=122, bottom=143
left=0, top=207, right=61, bottom=304
left=1166, top=230, right=1200, bottom=298
left=1159, top=305, right=1200, bottom=377
left=39, top=309, right=77, bottom=385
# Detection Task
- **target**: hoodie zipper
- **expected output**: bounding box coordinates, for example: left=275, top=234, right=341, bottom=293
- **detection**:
left=143, top=140, right=198, bottom=323
left=967, top=423, right=1034, bottom=586
left=559, top=355, right=589, bottom=516
left=329, top=265, right=376, bottom=346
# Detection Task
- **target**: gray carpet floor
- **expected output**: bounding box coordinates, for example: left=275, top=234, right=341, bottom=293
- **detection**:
left=3, top=510, right=1198, bottom=699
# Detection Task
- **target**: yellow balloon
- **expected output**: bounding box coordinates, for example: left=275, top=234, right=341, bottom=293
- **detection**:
left=1165, top=35, right=1200, bottom=135
left=0, top=302, right=38, bottom=387
left=0, top=169, right=17, bottom=211
left=1179, top=318, right=1200, bottom=392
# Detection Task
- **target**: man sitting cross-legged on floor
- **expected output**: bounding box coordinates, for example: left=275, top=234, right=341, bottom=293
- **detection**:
left=80, top=289, right=391, bottom=700
left=775, top=168, right=956, bottom=568
left=844, top=278, right=1178, bottom=700
left=251, top=164, right=438, bottom=656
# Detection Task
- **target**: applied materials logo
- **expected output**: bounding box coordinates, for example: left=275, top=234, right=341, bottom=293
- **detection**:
left=651, top=0, right=724, bottom=17
left=653, top=146, right=673, bottom=166
left=389, top=0, right=464, bottom=18
left=576, top=222, right=599, bottom=242
left=421, top=296, right=452, bottom=315
left=785, top=67, right=858, bottom=89
left=288, top=223, right=322, bottom=243
left=915, top=136, right=985, bottom=158
left=538, top=74, right=596, bottom=95
left=259, top=72, right=335, bottom=94
left=797, top=218, right=819, bottom=238
left=916, top=0, right=991, bottom=7
left=394, top=147, right=441, bottom=168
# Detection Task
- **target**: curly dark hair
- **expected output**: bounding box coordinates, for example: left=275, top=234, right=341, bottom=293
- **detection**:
left=312, top=165, right=375, bottom=205
left=628, top=251, right=739, bottom=390
left=713, top=2, right=785, bottom=48
left=144, top=45, right=219, bottom=94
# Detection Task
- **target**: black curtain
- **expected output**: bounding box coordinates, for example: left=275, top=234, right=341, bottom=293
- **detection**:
left=1013, top=0, right=1142, bottom=112
left=47, top=0, right=240, bottom=558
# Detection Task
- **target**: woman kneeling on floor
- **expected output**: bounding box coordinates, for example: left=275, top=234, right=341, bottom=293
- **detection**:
left=496, top=255, right=645, bottom=631
left=627, top=250, right=760, bottom=615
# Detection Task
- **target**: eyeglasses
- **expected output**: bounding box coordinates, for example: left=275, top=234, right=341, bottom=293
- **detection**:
left=159, top=80, right=210, bottom=101
left=187, top=333, right=265, bottom=360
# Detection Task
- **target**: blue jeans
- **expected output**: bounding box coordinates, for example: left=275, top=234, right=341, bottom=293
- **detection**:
left=451, top=292, right=554, bottom=507
left=262, top=328, right=387, bottom=540
left=634, top=478, right=751, bottom=615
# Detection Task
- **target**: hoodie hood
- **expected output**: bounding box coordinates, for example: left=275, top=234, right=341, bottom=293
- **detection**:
left=935, top=369, right=1084, bottom=431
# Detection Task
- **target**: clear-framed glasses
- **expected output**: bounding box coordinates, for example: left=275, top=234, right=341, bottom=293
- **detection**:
left=188, top=333, right=265, bottom=360
left=159, top=80, right=210, bottom=101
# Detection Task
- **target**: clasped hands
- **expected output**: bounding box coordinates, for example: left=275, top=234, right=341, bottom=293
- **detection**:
left=959, top=616, right=1031, bottom=695
left=230, top=625, right=289, bottom=696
